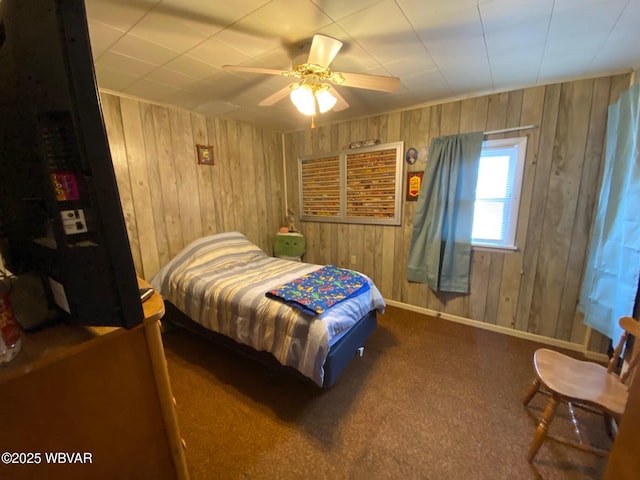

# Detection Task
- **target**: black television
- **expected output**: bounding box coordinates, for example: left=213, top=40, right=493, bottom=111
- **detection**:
left=0, top=0, right=143, bottom=329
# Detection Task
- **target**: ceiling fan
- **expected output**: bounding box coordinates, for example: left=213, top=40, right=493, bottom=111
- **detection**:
left=222, top=34, right=400, bottom=119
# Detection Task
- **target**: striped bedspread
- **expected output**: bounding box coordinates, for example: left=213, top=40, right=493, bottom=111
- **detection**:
left=150, top=232, right=385, bottom=386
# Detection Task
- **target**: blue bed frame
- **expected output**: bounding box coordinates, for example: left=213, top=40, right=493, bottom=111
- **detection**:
left=162, top=302, right=378, bottom=388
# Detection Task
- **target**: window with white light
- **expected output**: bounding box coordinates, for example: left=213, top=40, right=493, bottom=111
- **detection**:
left=471, top=137, right=527, bottom=249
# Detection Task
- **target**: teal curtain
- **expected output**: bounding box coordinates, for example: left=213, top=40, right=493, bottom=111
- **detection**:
left=579, top=83, right=640, bottom=341
left=407, top=131, right=484, bottom=293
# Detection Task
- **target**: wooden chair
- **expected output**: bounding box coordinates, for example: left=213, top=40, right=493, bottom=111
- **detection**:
left=522, top=316, right=640, bottom=462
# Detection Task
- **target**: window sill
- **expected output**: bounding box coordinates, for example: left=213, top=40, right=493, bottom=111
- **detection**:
left=471, top=243, right=519, bottom=253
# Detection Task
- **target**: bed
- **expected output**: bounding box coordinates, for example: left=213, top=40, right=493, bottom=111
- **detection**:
left=150, top=231, right=385, bottom=388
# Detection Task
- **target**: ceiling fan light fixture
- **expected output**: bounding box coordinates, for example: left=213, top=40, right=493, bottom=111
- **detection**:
left=315, top=87, right=337, bottom=113
left=290, top=84, right=316, bottom=116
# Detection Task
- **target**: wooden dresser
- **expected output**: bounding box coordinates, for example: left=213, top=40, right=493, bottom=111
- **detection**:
left=0, top=280, right=189, bottom=480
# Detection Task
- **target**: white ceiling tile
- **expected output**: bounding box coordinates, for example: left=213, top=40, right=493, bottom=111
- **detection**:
left=109, top=34, right=180, bottom=66
left=163, top=56, right=221, bottom=80
left=329, top=41, right=381, bottom=74
left=484, top=20, right=549, bottom=54
left=240, top=48, right=298, bottom=71
left=310, top=0, right=386, bottom=21
left=248, top=0, right=334, bottom=43
left=149, top=0, right=272, bottom=37
left=94, top=64, right=139, bottom=91
left=478, top=0, right=553, bottom=33
left=547, top=9, right=625, bottom=41
left=400, top=0, right=483, bottom=42
left=127, top=10, right=208, bottom=52
left=187, top=37, right=251, bottom=68
left=403, top=70, right=453, bottom=100
left=383, top=57, right=437, bottom=78
left=87, top=20, right=126, bottom=60
left=424, top=36, right=488, bottom=69
left=338, top=0, right=412, bottom=38
left=193, top=100, right=240, bottom=116
left=199, top=72, right=253, bottom=99
left=160, top=89, right=207, bottom=111
left=338, top=1, right=433, bottom=65
left=542, top=35, right=608, bottom=66
left=440, top=61, right=494, bottom=95
left=214, top=17, right=282, bottom=58
left=591, top=27, right=640, bottom=70
left=615, top=0, right=640, bottom=27
left=144, top=68, right=200, bottom=89
left=124, top=78, right=181, bottom=101
left=551, top=0, right=628, bottom=16
left=96, top=51, right=158, bottom=77
left=84, top=0, right=153, bottom=32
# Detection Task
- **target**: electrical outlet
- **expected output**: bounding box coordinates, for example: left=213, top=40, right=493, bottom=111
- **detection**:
left=350, top=255, right=356, bottom=264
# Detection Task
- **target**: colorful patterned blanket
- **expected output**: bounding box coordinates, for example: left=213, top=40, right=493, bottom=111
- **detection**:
left=266, top=265, right=370, bottom=315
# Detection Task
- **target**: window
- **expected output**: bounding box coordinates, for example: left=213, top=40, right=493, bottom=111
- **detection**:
left=471, top=137, right=527, bottom=250
left=299, top=141, right=404, bottom=225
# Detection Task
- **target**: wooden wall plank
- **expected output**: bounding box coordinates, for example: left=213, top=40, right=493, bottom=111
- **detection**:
left=100, top=94, right=142, bottom=274
left=119, top=98, right=160, bottom=279
left=139, top=102, right=171, bottom=270
left=237, top=123, right=259, bottom=245
left=150, top=105, right=183, bottom=260
left=250, top=128, right=269, bottom=252
left=405, top=107, right=431, bottom=307
left=496, top=86, right=545, bottom=328
left=224, top=121, right=246, bottom=235
left=530, top=80, right=594, bottom=338
left=484, top=91, right=523, bottom=325
left=468, top=92, right=508, bottom=322
left=213, top=119, right=233, bottom=231
left=562, top=77, right=611, bottom=342
left=168, top=109, right=202, bottom=246
left=191, top=113, right=217, bottom=238
left=514, top=84, right=561, bottom=333
left=459, top=96, right=490, bottom=319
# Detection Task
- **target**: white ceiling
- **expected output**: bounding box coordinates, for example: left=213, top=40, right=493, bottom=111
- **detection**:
left=85, top=0, right=640, bottom=132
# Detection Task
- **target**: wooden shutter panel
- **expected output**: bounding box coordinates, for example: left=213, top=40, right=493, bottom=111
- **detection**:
left=300, top=155, right=340, bottom=217
left=346, top=148, right=398, bottom=219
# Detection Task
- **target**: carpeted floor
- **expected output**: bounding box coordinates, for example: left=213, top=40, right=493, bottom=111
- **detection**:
left=161, top=305, right=611, bottom=480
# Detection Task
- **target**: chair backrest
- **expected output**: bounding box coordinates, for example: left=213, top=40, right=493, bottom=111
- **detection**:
left=607, top=316, right=640, bottom=386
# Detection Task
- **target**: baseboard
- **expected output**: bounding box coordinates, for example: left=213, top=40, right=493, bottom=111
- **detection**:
left=384, top=299, right=609, bottom=363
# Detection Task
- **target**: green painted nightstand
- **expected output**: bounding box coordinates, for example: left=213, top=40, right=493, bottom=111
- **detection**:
left=274, top=232, right=306, bottom=261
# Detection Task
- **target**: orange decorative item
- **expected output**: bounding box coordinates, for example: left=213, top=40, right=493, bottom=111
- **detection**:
left=279, top=226, right=290, bottom=233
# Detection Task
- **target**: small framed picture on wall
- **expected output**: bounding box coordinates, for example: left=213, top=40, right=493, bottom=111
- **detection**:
left=196, top=144, right=215, bottom=165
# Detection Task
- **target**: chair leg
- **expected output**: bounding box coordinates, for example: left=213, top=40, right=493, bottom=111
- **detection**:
left=528, top=395, right=558, bottom=462
left=522, top=378, right=541, bottom=406
left=603, top=413, right=617, bottom=439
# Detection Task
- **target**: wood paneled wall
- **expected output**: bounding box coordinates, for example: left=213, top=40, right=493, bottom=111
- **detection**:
left=99, top=93, right=286, bottom=281
left=284, top=74, right=632, bottom=351
left=101, top=73, right=631, bottom=351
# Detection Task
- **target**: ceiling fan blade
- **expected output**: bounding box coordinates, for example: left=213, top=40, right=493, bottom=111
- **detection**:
left=338, top=72, right=401, bottom=92
left=222, top=65, right=289, bottom=76
left=327, top=85, right=349, bottom=112
left=307, top=34, right=343, bottom=68
left=258, top=85, right=293, bottom=106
